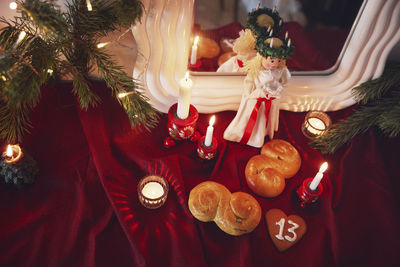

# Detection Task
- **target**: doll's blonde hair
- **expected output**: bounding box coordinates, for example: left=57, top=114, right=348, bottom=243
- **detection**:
left=243, top=53, right=263, bottom=80
left=233, top=29, right=256, bottom=54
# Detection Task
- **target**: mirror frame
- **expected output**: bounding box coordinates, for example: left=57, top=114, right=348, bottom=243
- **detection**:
left=132, top=0, right=400, bottom=113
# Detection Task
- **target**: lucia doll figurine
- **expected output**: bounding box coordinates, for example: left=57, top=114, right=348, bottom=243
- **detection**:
left=217, top=29, right=256, bottom=73
left=217, top=7, right=283, bottom=73
left=223, top=36, right=294, bottom=147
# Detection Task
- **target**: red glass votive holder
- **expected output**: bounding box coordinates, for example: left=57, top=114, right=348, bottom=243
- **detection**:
left=164, top=103, right=200, bottom=148
left=296, top=178, right=323, bottom=208
left=137, top=175, right=169, bottom=209
left=197, top=136, right=218, bottom=160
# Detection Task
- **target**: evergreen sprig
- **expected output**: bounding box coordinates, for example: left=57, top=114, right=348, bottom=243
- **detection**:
left=0, top=0, right=157, bottom=143
left=310, top=63, right=400, bottom=154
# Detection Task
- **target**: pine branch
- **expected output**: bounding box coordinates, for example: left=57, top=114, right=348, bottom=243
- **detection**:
left=0, top=104, right=32, bottom=142
left=352, top=62, right=400, bottom=104
left=90, top=48, right=159, bottom=130
left=0, top=0, right=152, bottom=142
left=311, top=63, right=400, bottom=154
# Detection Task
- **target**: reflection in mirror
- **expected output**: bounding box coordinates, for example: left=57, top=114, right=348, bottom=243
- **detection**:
left=192, top=0, right=363, bottom=73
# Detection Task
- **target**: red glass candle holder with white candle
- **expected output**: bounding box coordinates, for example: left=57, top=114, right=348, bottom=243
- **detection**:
left=297, top=162, right=328, bottom=208
left=0, top=144, right=38, bottom=187
left=137, top=175, right=169, bottom=209
left=197, top=115, right=218, bottom=160
left=164, top=72, right=200, bottom=148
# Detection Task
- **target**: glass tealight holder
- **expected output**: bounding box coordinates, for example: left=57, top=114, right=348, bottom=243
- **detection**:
left=301, top=111, right=332, bottom=138
left=137, top=175, right=169, bottom=209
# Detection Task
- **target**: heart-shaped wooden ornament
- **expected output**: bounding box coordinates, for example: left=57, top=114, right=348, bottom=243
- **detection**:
left=265, top=209, right=307, bottom=252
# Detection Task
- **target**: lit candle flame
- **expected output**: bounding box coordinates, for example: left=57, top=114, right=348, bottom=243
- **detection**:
left=9, top=2, right=17, bottom=10
left=193, top=36, right=199, bottom=47
left=184, top=71, right=189, bottom=81
left=6, top=145, right=12, bottom=157
left=209, top=115, right=215, bottom=126
left=319, top=162, right=328, bottom=173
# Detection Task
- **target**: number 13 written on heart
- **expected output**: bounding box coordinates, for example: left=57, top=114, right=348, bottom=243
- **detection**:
left=275, top=218, right=299, bottom=242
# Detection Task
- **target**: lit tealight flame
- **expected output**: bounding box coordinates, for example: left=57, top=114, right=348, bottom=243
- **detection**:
left=4, top=144, right=23, bottom=164
left=97, top=42, right=110, bottom=49
left=319, top=162, right=328, bottom=173
left=86, top=0, right=92, bottom=11
left=193, top=36, right=199, bottom=47
left=6, top=145, right=13, bottom=157
left=209, top=115, right=215, bottom=126
left=9, top=1, right=17, bottom=10
left=184, top=71, right=189, bottom=81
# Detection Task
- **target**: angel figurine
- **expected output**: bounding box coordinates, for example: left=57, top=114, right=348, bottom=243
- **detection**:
left=223, top=36, right=294, bottom=147
left=217, top=29, right=256, bottom=73
left=217, top=7, right=283, bottom=73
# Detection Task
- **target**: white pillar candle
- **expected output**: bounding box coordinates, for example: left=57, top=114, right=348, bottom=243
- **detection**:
left=204, top=115, right=215, bottom=147
left=307, top=117, right=326, bottom=135
left=270, top=38, right=274, bottom=48
left=287, top=38, right=291, bottom=47
left=269, top=29, right=273, bottom=37
left=309, top=162, right=328, bottom=191
left=142, top=182, right=164, bottom=199
left=190, top=36, right=199, bottom=65
left=285, top=31, right=288, bottom=40
left=177, top=71, right=193, bottom=119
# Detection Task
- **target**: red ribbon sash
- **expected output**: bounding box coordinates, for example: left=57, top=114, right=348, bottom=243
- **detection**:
left=240, top=97, right=275, bottom=145
left=237, top=59, right=244, bottom=68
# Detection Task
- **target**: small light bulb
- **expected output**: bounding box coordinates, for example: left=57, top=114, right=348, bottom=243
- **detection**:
left=1, top=75, right=7, bottom=81
left=9, top=2, right=17, bottom=10
left=47, top=69, right=53, bottom=75
left=97, top=42, right=110, bottom=49
left=118, top=92, right=128, bottom=98
left=86, top=0, right=92, bottom=11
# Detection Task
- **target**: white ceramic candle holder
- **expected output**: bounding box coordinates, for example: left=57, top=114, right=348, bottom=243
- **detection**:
left=301, top=111, right=332, bottom=138
left=137, top=175, right=169, bottom=209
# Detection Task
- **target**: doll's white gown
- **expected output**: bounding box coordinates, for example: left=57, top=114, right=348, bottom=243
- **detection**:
left=223, top=67, right=291, bottom=147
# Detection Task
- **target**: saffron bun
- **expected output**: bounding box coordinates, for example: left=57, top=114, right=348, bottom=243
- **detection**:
left=188, top=181, right=261, bottom=236
left=245, top=139, right=301, bottom=198
left=197, top=37, right=220, bottom=59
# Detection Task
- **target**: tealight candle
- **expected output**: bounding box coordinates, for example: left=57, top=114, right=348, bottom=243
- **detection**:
left=3, top=144, right=23, bottom=164
left=137, top=175, right=169, bottom=209
left=309, top=162, right=328, bottom=191
left=301, top=111, right=332, bottom=138
left=177, top=71, right=193, bottom=119
left=190, top=36, right=199, bottom=65
left=204, top=115, right=215, bottom=147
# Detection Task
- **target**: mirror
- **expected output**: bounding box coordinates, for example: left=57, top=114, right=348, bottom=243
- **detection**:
left=132, top=0, right=400, bottom=114
left=191, top=0, right=364, bottom=72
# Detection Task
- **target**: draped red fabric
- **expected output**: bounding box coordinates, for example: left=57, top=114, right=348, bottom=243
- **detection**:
left=1, top=25, right=400, bottom=267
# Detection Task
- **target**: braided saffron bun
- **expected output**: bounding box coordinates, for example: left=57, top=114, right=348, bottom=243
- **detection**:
left=188, top=181, right=261, bottom=236
left=245, top=139, right=301, bottom=198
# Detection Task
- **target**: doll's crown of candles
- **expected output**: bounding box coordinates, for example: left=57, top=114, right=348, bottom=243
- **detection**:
left=255, top=36, right=295, bottom=59
left=246, top=7, right=284, bottom=37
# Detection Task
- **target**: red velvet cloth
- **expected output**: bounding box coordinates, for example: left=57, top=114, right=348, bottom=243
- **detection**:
left=1, top=28, right=400, bottom=266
